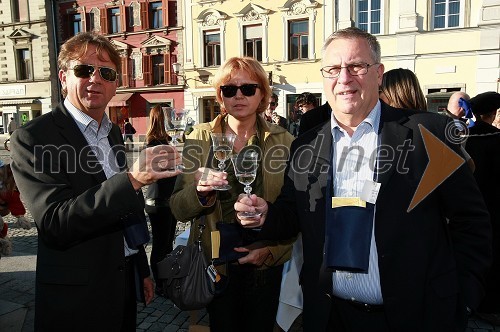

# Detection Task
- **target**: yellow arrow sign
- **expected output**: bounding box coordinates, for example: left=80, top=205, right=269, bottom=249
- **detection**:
left=407, top=124, right=465, bottom=212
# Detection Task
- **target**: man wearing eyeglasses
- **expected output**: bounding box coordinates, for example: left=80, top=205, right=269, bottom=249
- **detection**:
left=236, top=27, right=490, bottom=331
left=9, top=32, right=181, bottom=331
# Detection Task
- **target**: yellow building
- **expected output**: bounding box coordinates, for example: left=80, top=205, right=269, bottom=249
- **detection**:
left=178, top=0, right=499, bottom=123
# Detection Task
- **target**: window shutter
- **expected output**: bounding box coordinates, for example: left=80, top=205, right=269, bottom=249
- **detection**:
left=143, top=54, right=152, bottom=86
left=120, top=5, right=127, bottom=32
left=140, top=1, right=149, bottom=30
left=162, top=0, right=169, bottom=27
left=121, top=56, right=129, bottom=87
left=100, top=8, right=108, bottom=34
left=164, top=53, right=171, bottom=84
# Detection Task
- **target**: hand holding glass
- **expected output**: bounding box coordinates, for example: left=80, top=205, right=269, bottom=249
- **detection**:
left=211, top=133, right=236, bottom=191
left=232, top=151, right=262, bottom=219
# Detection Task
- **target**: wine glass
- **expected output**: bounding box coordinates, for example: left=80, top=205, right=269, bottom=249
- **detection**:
left=210, top=132, right=236, bottom=191
left=232, top=150, right=262, bottom=219
left=168, top=108, right=189, bottom=146
left=163, top=107, right=189, bottom=170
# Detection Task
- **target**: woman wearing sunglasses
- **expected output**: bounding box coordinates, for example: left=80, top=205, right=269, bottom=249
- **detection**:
left=170, top=57, right=295, bottom=331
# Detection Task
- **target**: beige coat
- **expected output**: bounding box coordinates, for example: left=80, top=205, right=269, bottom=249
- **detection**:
left=170, top=114, right=295, bottom=270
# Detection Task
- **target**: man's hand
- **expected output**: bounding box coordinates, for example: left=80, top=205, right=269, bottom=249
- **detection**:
left=128, top=145, right=181, bottom=190
left=234, top=194, right=268, bottom=228
left=143, top=277, right=154, bottom=305
left=235, top=245, right=271, bottom=266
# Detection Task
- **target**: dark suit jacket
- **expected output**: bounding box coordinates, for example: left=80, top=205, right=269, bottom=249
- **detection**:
left=260, top=103, right=491, bottom=331
left=465, top=121, right=500, bottom=312
left=298, top=102, right=332, bottom=136
left=10, top=103, right=150, bottom=331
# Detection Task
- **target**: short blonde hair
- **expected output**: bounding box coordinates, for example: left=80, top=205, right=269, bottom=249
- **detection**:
left=212, top=57, right=271, bottom=114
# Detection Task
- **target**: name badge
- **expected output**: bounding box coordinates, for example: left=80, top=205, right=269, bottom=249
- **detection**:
left=331, top=197, right=366, bottom=208
left=360, top=180, right=381, bottom=204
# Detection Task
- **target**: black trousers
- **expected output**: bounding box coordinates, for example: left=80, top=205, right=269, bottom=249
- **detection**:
left=328, top=296, right=389, bottom=332
left=146, top=207, right=177, bottom=283
left=122, top=254, right=138, bottom=332
left=207, top=263, right=284, bottom=332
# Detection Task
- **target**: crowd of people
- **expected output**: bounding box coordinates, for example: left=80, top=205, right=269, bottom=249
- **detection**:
left=5, top=28, right=500, bottom=332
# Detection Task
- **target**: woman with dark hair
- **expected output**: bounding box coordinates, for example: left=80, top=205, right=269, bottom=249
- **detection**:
left=379, top=68, right=427, bottom=111
left=144, top=104, right=178, bottom=296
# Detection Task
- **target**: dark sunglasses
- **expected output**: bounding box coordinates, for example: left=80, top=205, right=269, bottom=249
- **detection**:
left=220, top=84, right=259, bottom=98
left=269, top=102, right=277, bottom=107
left=69, top=64, right=118, bottom=82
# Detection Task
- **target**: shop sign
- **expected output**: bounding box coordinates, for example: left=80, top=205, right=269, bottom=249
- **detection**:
left=0, top=85, right=26, bottom=97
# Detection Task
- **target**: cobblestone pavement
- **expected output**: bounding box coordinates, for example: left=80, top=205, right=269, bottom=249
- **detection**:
left=0, top=143, right=499, bottom=332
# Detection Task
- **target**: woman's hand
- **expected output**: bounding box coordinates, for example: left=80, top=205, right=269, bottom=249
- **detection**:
left=235, top=194, right=268, bottom=228
left=194, top=167, right=228, bottom=195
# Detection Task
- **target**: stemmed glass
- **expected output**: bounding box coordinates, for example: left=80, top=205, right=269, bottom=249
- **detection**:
left=168, top=108, right=189, bottom=146
left=231, top=150, right=262, bottom=219
left=210, top=133, right=236, bottom=191
left=164, top=107, right=189, bottom=170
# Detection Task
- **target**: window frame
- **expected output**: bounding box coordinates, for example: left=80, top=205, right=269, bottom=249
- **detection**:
left=288, top=19, right=309, bottom=61
left=431, top=0, right=465, bottom=30
left=242, top=25, right=263, bottom=62
left=355, top=0, right=383, bottom=35
left=281, top=1, right=318, bottom=62
left=203, top=30, right=221, bottom=68
left=16, top=47, right=32, bottom=81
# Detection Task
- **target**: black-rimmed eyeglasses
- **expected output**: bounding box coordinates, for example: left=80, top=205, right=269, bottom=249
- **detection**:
left=320, top=63, right=378, bottom=79
left=220, top=84, right=260, bottom=98
left=68, top=64, right=118, bottom=82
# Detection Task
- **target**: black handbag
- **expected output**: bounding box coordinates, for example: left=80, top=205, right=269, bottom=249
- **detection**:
left=157, top=221, right=215, bottom=310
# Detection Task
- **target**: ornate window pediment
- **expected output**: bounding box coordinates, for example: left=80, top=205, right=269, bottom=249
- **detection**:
left=234, top=4, right=269, bottom=21
left=141, top=35, right=172, bottom=54
left=196, top=9, right=227, bottom=26
left=111, top=40, right=130, bottom=57
left=8, top=28, right=33, bottom=43
left=279, top=0, right=319, bottom=15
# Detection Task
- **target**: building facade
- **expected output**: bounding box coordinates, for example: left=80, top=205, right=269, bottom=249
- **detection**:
left=0, top=0, right=58, bottom=133
left=53, top=0, right=185, bottom=136
left=179, top=0, right=499, bottom=123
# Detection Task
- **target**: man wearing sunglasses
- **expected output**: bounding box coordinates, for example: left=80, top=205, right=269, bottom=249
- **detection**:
left=10, top=32, right=181, bottom=331
left=236, top=27, right=490, bottom=331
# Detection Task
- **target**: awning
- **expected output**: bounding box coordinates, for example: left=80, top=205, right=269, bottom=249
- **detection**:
left=107, top=93, right=133, bottom=107
left=0, top=98, right=39, bottom=105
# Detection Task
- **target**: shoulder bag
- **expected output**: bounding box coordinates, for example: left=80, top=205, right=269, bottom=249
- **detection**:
left=157, top=218, right=215, bottom=310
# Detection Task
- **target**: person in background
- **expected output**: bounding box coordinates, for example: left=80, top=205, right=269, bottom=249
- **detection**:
left=297, top=102, right=332, bottom=136
left=170, top=56, right=294, bottom=332
left=492, top=108, right=500, bottom=129
left=287, top=108, right=301, bottom=137
left=295, top=92, right=318, bottom=116
left=264, top=93, right=279, bottom=122
left=144, top=104, right=178, bottom=297
left=235, top=27, right=491, bottom=332
left=379, top=68, right=427, bottom=110
left=123, top=118, right=135, bottom=142
left=7, top=117, right=18, bottom=135
left=10, top=32, right=181, bottom=331
left=444, top=91, right=476, bottom=172
left=465, top=91, right=500, bottom=326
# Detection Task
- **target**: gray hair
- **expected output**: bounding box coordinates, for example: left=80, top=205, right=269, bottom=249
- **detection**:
left=322, top=27, right=381, bottom=63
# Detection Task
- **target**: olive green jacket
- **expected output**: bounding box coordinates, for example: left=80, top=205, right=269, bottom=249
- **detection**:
left=170, top=114, right=295, bottom=269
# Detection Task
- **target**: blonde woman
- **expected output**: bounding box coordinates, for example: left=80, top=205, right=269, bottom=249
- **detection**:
left=170, top=57, right=294, bottom=331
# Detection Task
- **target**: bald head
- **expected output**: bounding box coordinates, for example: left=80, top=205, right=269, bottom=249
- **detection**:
left=447, top=92, right=470, bottom=119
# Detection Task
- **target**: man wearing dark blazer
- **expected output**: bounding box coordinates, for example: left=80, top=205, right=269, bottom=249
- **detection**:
left=236, top=27, right=491, bottom=331
left=10, top=33, right=180, bottom=331
left=297, top=101, right=332, bottom=136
